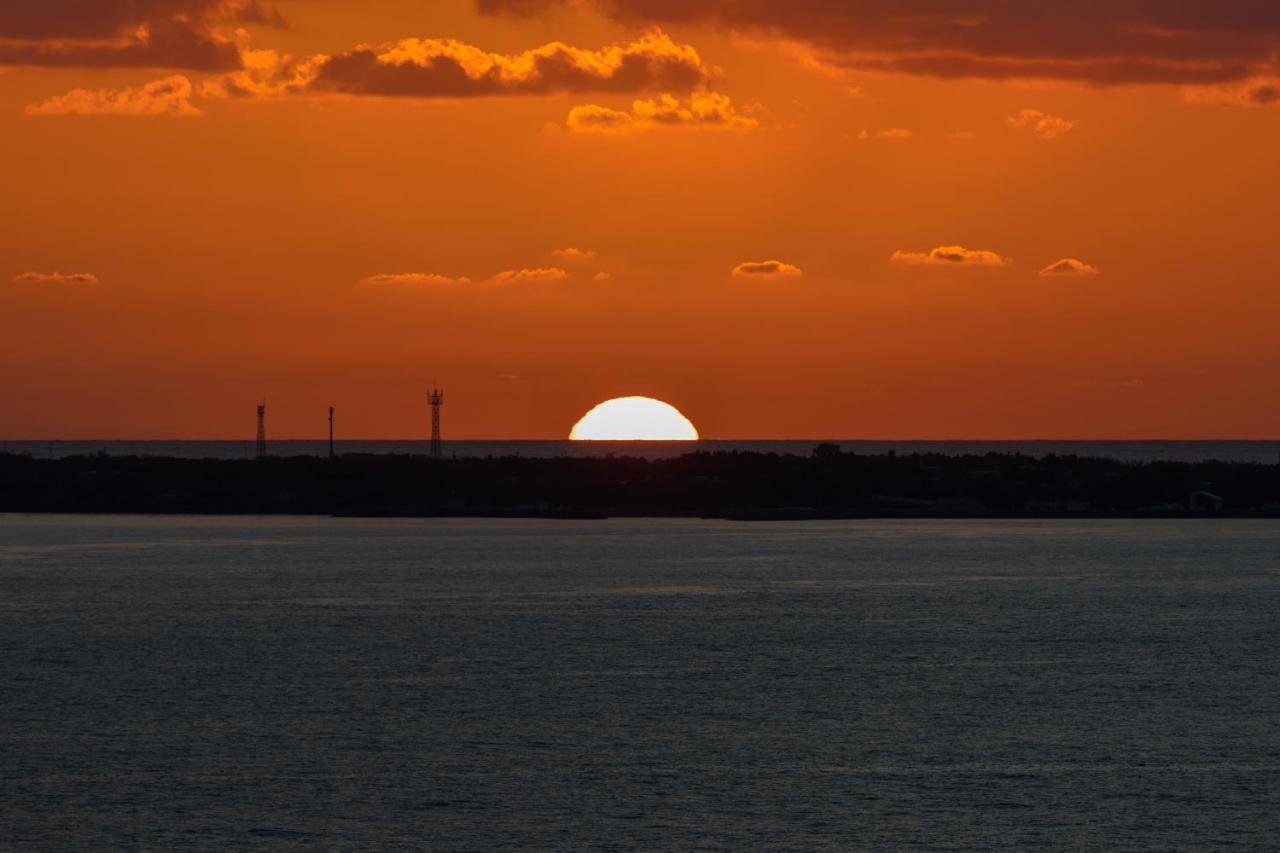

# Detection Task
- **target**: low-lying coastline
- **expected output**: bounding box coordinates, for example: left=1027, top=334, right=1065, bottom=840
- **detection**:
left=3, top=446, right=1278, bottom=519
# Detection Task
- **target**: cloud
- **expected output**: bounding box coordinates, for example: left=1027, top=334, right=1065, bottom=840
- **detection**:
left=592, top=271, right=612, bottom=282
left=568, top=91, right=756, bottom=133
left=891, top=246, right=1011, bottom=267
left=13, top=271, right=100, bottom=284
left=362, top=268, right=572, bottom=287
left=551, top=247, right=595, bottom=259
left=856, top=127, right=913, bottom=141
left=1040, top=258, right=1099, bottom=277
left=209, top=29, right=712, bottom=101
left=199, top=47, right=309, bottom=97
left=486, top=267, right=570, bottom=283
left=1184, top=76, right=1280, bottom=107
left=731, top=260, right=803, bottom=278
left=1008, top=109, right=1076, bottom=140
left=360, top=273, right=471, bottom=286
left=565, top=103, right=633, bottom=132
left=479, top=1, right=1280, bottom=86
left=0, top=1, right=281, bottom=70
left=24, top=75, right=202, bottom=116
left=318, top=30, right=708, bottom=97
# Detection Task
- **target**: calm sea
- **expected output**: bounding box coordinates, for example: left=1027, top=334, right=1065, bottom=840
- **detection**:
left=4, top=439, right=1280, bottom=463
left=2, top=515, right=1277, bottom=849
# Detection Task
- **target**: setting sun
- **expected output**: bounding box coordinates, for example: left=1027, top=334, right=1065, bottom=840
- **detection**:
left=569, top=397, right=699, bottom=441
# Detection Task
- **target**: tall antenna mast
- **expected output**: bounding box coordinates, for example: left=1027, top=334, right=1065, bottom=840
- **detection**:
left=328, top=406, right=334, bottom=459
left=255, top=403, right=267, bottom=459
left=428, top=389, right=444, bottom=459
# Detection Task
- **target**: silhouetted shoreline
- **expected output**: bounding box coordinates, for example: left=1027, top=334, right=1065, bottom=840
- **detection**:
left=3, top=447, right=1278, bottom=519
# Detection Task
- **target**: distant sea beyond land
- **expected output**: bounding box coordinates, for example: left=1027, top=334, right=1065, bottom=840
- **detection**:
left=3, top=439, right=1278, bottom=464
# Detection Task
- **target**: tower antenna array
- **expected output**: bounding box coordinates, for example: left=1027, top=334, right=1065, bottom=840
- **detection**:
left=255, top=403, right=267, bottom=459
left=428, top=389, right=444, bottom=459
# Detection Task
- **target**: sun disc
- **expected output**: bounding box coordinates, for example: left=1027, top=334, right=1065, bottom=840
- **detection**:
left=569, top=396, right=699, bottom=441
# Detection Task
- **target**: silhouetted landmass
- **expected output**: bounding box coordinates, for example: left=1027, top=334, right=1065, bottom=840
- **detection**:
left=2, top=446, right=1278, bottom=518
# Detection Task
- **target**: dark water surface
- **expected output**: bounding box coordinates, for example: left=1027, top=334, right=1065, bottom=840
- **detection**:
left=2, top=516, right=1278, bottom=849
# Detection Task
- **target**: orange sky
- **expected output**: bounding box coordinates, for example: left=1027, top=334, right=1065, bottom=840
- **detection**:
left=2, top=0, right=1279, bottom=439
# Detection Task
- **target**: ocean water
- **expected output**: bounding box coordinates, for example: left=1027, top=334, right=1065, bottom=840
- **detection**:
left=2, top=515, right=1278, bottom=849
left=5, top=439, right=1280, bottom=463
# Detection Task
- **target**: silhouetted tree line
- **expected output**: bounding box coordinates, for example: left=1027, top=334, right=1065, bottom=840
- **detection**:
left=0, top=448, right=1277, bottom=518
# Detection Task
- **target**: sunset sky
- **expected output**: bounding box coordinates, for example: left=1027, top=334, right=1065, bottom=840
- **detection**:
left=3, top=0, right=1279, bottom=439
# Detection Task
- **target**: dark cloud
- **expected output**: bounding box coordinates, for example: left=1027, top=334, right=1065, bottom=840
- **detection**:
left=205, top=30, right=711, bottom=99
left=0, top=1, right=282, bottom=70
left=479, top=1, right=1280, bottom=85
left=0, top=1, right=279, bottom=39
left=1252, top=84, right=1280, bottom=104
left=1185, top=75, right=1280, bottom=106
left=310, top=31, right=708, bottom=98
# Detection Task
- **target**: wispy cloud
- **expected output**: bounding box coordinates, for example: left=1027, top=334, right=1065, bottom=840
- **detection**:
left=25, top=76, right=202, bottom=117
left=362, top=268, right=571, bottom=287
left=13, top=271, right=100, bottom=284
left=1040, top=258, right=1100, bottom=277
left=486, top=268, right=570, bottom=284
left=1007, top=109, right=1076, bottom=140
left=551, top=247, right=595, bottom=260
left=360, top=273, right=471, bottom=286
left=856, top=127, right=913, bottom=140
left=568, top=92, right=756, bottom=133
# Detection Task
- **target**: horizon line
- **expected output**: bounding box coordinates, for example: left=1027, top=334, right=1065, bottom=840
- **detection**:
left=3, top=438, right=1279, bottom=444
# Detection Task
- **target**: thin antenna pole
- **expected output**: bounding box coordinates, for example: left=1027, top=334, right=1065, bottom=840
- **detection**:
left=428, top=389, right=444, bottom=459
left=255, top=403, right=267, bottom=459
left=328, top=406, right=335, bottom=459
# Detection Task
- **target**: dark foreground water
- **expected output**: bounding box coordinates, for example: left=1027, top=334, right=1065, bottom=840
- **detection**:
left=2, top=517, right=1278, bottom=850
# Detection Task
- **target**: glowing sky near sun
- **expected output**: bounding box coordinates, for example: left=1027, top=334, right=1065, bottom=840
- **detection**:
left=2, top=1, right=1279, bottom=439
